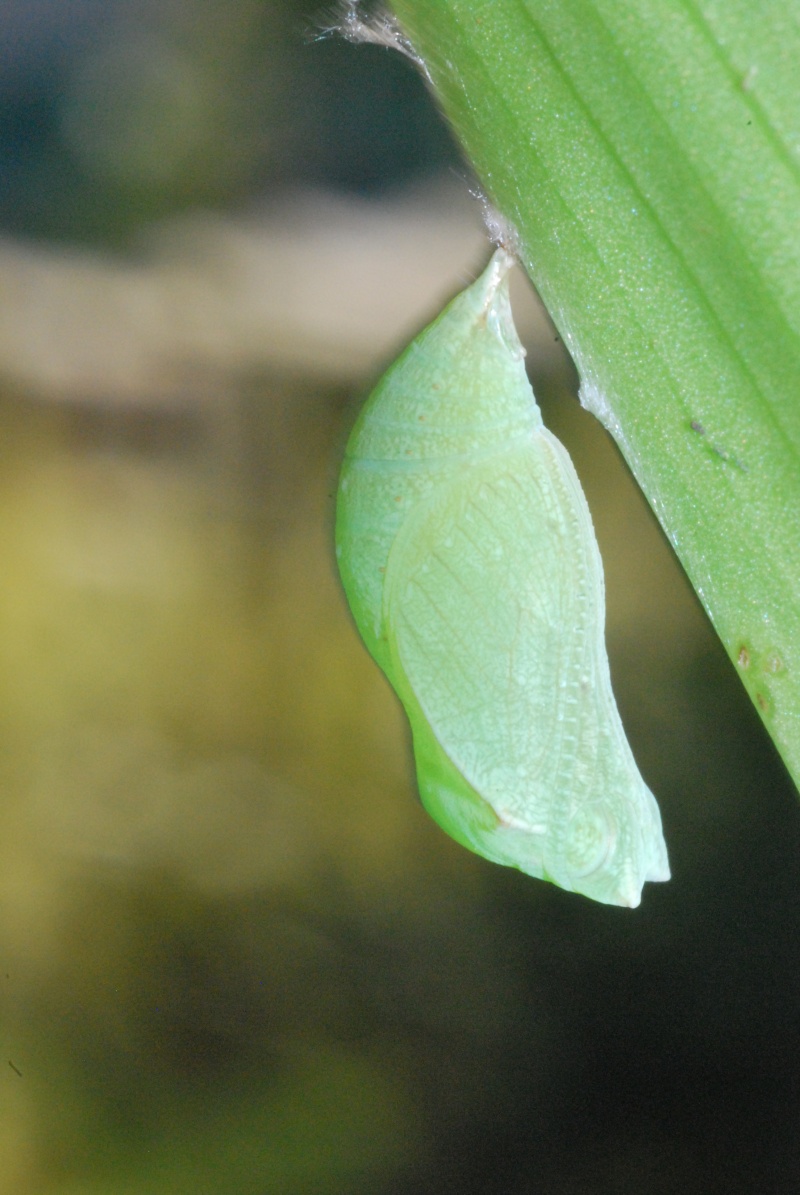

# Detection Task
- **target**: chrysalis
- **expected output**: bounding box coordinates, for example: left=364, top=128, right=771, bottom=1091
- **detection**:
left=335, top=250, right=669, bottom=907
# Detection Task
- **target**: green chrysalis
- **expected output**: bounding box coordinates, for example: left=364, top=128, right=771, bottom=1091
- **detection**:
left=336, top=250, right=669, bottom=907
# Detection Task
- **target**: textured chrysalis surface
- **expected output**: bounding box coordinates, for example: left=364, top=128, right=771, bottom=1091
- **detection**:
left=335, top=251, right=669, bottom=907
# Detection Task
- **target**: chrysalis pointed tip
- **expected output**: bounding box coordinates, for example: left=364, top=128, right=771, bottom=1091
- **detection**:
left=477, top=250, right=525, bottom=362
left=482, top=248, right=516, bottom=297
left=617, top=883, right=642, bottom=910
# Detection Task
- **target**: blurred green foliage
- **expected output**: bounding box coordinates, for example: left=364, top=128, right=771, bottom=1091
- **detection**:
left=1, top=357, right=797, bottom=1194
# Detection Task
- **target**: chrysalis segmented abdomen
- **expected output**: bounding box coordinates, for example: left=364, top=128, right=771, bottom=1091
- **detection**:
left=336, top=249, right=669, bottom=907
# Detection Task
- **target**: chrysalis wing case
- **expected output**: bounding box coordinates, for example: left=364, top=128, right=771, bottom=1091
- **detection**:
left=336, top=250, right=669, bottom=907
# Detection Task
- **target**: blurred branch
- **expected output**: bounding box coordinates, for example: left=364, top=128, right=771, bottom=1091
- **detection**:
left=0, top=183, right=562, bottom=407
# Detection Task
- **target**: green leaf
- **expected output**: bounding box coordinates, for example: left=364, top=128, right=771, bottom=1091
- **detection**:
left=390, top=0, right=800, bottom=789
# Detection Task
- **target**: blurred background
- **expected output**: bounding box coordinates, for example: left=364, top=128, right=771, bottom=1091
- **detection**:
left=0, top=2, right=798, bottom=1192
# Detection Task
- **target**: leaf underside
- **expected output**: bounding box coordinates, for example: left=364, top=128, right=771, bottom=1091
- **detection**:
left=390, top=0, right=800, bottom=791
